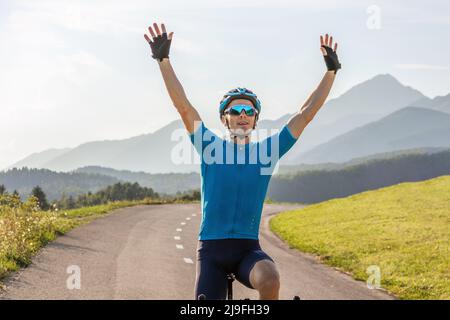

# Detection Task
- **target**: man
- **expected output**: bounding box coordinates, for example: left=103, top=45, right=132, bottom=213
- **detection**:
left=144, top=22, right=341, bottom=300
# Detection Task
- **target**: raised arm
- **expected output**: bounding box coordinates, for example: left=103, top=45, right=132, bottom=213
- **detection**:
left=144, top=22, right=202, bottom=134
left=287, top=34, right=341, bottom=138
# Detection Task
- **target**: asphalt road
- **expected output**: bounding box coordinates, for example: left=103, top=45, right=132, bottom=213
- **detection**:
left=0, top=203, right=394, bottom=300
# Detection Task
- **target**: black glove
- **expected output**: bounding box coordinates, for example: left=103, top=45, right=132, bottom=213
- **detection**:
left=321, top=45, right=341, bottom=74
left=149, top=32, right=172, bottom=62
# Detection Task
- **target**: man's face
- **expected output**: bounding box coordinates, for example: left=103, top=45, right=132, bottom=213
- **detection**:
left=221, top=99, right=257, bottom=133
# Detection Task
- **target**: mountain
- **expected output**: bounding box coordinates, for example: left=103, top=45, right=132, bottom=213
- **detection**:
left=314, top=74, right=425, bottom=125
left=8, top=74, right=435, bottom=172
left=9, top=115, right=292, bottom=174
left=6, top=148, right=71, bottom=170
left=74, top=166, right=200, bottom=195
left=294, top=107, right=450, bottom=164
left=283, top=74, right=427, bottom=162
left=276, top=147, right=447, bottom=175
left=18, top=120, right=195, bottom=173
left=257, top=113, right=293, bottom=131
left=410, top=93, right=450, bottom=114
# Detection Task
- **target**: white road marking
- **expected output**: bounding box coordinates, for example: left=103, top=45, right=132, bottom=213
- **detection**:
left=181, top=222, right=186, bottom=225
left=176, top=228, right=182, bottom=232
left=176, top=244, right=184, bottom=250
left=183, top=258, right=194, bottom=264
left=186, top=217, right=191, bottom=220
left=174, top=236, right=181, bottom=240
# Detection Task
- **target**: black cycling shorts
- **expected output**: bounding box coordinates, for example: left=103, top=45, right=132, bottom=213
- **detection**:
left=194, top=238, right=274, bottom=300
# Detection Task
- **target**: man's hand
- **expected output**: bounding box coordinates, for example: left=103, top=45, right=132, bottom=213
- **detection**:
left=144, top=22, right=174, bottom=62
left=319, top=34, right=341, bottom=74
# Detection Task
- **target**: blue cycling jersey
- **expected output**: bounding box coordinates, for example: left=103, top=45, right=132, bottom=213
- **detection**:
left=189, top=122, right=298, bottom=240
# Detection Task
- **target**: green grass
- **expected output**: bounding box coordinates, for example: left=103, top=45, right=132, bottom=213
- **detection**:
left=0, top=198, right=168, bottom=283
left=264, top=198, right=305, bottom=206
left=270, top=175, right=450, bottom=300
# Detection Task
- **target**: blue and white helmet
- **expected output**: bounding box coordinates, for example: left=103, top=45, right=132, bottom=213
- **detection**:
left=219, top=87, right=262, bottom=116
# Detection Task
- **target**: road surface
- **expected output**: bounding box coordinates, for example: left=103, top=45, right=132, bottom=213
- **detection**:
left=0, top=203, right=394, bottom=300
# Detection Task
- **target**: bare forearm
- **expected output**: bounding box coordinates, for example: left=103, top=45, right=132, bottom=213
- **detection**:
left=287, top=71, right=336, bottom=138
left=145, top=23, right=201, bottom=133
left=300, top=71, right=335, bottom=122
left=157, top=58, right=201, bottom=133
left=158, top=58, right=191, bottom=111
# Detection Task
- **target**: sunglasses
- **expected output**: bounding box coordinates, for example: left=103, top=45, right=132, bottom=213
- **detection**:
left=224, top=105, right=257, bottom=116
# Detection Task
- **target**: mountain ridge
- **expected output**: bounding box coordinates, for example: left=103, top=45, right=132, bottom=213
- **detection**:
left=6, top=74, right=448, bottom=172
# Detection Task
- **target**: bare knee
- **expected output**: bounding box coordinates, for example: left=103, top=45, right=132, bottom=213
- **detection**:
left=250, top=260, right=280, bottom=299
left=257, top=273, right=280, bottom=291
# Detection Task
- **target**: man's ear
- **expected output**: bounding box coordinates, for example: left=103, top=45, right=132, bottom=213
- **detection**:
left=221, top=114, right=231, bottom=130
left=253, top=114, right=259, bottom=129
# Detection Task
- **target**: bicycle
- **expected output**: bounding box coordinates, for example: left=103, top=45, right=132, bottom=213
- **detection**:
left=197, top=273, right=301, bottom=300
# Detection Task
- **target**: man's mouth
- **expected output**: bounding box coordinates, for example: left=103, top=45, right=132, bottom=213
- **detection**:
left=238, top=121, right=249, bottom=125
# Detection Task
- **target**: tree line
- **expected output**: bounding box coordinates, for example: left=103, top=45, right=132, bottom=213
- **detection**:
left=0, top=182, right=201, bottom=211
left=0, top=167, right=119, bottom=201
left=268, top=149, right=450, bottom=203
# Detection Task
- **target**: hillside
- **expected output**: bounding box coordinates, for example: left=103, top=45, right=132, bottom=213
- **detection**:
left=277, top=147, right=446, bottom=174
left=9, top=74, right=430, bottom=172
left=7, top=148, right=71, bottom=170
left=0, top=166, right=201, bottom=201
left=294, top=107, right=450, bottom=164
left=411, top=93, right=450, bottom=114
left=74, top=166, right=200, bottom=195
left=268, top=148, right=450, bottom=203
left=0, top=167, right=119, bottom=201
left=270, top=175, right=450, bottom=299
left=283, top=74, right=427, bottom=162
left=4, top=147, right=450, bottom=203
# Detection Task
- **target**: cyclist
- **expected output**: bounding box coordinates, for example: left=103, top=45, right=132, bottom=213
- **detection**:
left=144, top=22, right=341, bottom=300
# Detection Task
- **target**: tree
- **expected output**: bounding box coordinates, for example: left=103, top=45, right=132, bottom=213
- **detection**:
left=0, top=184, right=6, bottom=195
left=31, top=185, right=50, bottom=210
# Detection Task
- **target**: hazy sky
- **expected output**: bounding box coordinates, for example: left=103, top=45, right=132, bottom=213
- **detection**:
left=1, top=0, right=449, bottom=169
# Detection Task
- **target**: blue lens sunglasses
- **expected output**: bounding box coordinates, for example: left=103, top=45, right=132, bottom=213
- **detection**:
left=224, top=105, right=257, bottom=116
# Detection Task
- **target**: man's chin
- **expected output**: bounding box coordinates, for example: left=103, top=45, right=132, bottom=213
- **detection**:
left=230, top=127, right=252, bottom=137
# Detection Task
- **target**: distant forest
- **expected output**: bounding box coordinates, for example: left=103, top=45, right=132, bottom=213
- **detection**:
left=0, top=167, right=118, bottom=201
left=0, top=167, right=199, bottom=201
left=0, top=181, right=201, bottom=211
left=2, top=148, right=450, bottom=205
left=268, top=149, right=450, bottom=203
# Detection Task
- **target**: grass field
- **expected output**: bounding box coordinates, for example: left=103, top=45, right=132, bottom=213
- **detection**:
left=0, top=198, right=166, bottom=282
left=270, top=175, right=450, bottom=300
